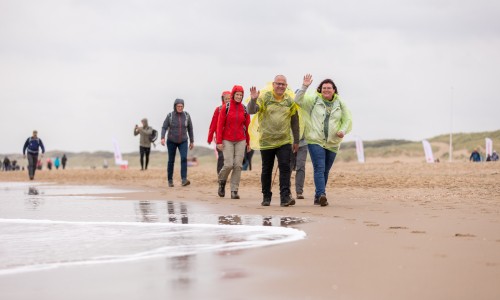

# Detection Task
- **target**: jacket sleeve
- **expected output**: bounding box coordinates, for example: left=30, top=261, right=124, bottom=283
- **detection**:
left=39, top=139, right=45, bottom=153
left=247, top=98, right=260, bottom=114
left=207, top=107, right=219, bottom=144
left=216, top=106, right=227, bottom=144
left=245, top=112, right=251, bottom=146
left=133, top=127, right=140, bottom=136
left=294, top=85, right=308, bottom=106
left=339, top=100, right=353, bottom=134
left=291, top=111, right=300, bottom=144
left=187, top=113, right=194, bottom=143
left=161, top=115, right=170, bottom=139
left=23, top=138, right=29, bottom=155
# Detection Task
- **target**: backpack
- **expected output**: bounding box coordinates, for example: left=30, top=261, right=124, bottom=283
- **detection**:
left=149, top=129, right=158, bottom=143
left=168, top=111, right=191, bottom=127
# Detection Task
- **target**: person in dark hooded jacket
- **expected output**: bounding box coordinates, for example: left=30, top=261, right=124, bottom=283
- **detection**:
left=161, top=99, right=194, bottom=187
left=23, top=130, right=45, bottom=180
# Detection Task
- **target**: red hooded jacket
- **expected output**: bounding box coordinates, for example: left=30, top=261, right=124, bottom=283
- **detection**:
left=207, top=91, right=231, bottom=144
left=216, top=85, right=250, bottom=145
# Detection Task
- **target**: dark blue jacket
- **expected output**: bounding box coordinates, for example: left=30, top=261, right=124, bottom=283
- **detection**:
left=23, top=137, right=45, bottom=155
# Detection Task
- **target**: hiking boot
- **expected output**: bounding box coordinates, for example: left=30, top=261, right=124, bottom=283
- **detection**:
left=314, top=196, right=320, bottom=205
left=261, top=196, right=271, bottom=206
left=297, top=193, right=304, bottom=199
left=231, top=191, right=240, bottom=199
left=182, top=179, right=190, bottom=186
left=218, top=180, right=226, bottom=197
left=168, top=180, right=174, bottom=187
left=280, top=195, right=295, bottom=207
left=319, top=194, right=328, bottom=207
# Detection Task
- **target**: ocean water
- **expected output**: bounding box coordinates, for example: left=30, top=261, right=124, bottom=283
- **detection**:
left=0, top=182, right=307, bottom=276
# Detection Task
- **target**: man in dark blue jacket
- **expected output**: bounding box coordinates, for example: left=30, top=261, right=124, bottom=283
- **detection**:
left=23, top=130, right=45, bottom=180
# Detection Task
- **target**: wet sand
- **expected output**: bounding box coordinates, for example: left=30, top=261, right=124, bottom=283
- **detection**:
left=1, top=161, right=500, bottom=299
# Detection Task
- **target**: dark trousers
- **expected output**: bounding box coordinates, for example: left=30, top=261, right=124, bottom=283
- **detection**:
left=140, top=146, right=151, bottom=170
left=27, top=153, right=38, bottom=179
left=216, top=149, right=224, bottom=174
left=260, top=144, right=292, bottom=202
left=166, top=140, right=188, bottom=181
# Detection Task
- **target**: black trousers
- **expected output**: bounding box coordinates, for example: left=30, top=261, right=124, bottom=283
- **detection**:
left=27, top=153, right=38, bottom=179
left=260, top=144, right=292, bottom=202
left=140, top=146, right=151, bottom=170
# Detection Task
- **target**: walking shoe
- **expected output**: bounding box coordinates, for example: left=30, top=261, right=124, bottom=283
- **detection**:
left=218, top=180, right=226, bottom=197
left=280, top=196, right=295, bottom=207
left=314, top=196, right=320, bottom=205
left=182, top=179, right=190, bottom=186
left=296, top=193, right=304, bottom=199
left=231, top=191, right=240, bottom=199
left=168, top=180, right=174, bottom=187
left=261, top=196, right=271, bottom=206
left=319, top=194, right=328, bottom=207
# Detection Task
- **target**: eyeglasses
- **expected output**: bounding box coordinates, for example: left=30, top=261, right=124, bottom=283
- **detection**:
left=273, top=82, right=287, bottom=87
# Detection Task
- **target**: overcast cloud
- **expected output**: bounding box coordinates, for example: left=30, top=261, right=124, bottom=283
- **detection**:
left=1, top=0, right=499, bottom=154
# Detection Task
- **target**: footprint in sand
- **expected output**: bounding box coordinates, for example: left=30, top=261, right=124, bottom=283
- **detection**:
left=364, top=221, right=379, bottom=227
left=455, top=233, right=476, bottom=238
left=411, top=230, right=426, bottom=234
left=388, top=226, right=408, bottom=230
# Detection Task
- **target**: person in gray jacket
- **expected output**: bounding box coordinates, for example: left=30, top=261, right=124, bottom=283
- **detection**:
left=134, top=118, right=153, bottom=170
left=161, top=99, right=194, bottom=187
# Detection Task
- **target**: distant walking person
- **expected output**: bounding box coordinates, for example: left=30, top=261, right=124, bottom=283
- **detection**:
left=23, top=130, right=45, bottom=180
left=216, top=85, right=251, bottom=199
left=161, top=99, right=194, bottom=187
left=294, top=74, right=352, bottom=206
left=491, top=151, right=499, bottom=162
left=248, top=75, right=300, bottom=207
left=134, top=118, right=154, bottom=170
left=469, top=148, right=481, bottom=162
left=54, top=157, right=61, bottom=170
left=61, top=154, right=68, bottom=169
left=208, top=91, right=231, bottom=174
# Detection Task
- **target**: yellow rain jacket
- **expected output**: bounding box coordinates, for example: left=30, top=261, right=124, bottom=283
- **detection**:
left=247, top=85, right=300, bottom=150
left=295, top=87, right=352, bottom=153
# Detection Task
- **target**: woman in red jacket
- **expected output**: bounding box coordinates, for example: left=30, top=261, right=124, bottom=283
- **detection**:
left=207, top=90, right=231, bottom=174
left=216, top=85, right=251, bottom=199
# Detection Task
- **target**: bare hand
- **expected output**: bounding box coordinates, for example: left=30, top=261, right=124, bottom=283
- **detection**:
left=189, top=143, right=194, bottom=150
left=161, top=138, right=166, bottom=146
left=246, top=145, right=251, bottom=153
left=250, top=86, right=260, bottom=100
left=292, top=143, right=299, bottom=153
left=336, top=131, right=345, bottom=138
left=217, top=144, right=224, bottom=151
left=303, top=74, right=313, bottom=87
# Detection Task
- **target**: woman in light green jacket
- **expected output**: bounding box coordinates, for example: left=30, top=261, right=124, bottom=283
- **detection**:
left=294, top=74, right=352, bottom=206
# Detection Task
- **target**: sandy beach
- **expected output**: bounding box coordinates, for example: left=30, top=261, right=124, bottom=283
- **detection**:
left=1, top=160, right=499, bottom=299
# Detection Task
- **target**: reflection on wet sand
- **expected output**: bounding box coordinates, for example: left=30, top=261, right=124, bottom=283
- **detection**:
left=25, top=186, right=43, bottom=210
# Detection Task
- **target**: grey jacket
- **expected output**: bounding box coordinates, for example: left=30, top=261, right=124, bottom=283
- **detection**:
left=161, top=98, right=194, bottom=144
left=134, top=118, right=153, bottom=148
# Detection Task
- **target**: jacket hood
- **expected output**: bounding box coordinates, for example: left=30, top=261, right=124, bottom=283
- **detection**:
left=173, top=98, right=185, bottom=111
left=221, top=91, right=231, bottom=103
left=231, top=85, right=244, bottom=102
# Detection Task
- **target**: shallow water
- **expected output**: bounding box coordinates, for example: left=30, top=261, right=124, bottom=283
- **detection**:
left=0, top=182, right=306, bottom=275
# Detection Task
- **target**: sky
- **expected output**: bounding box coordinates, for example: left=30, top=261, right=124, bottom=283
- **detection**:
left=1, top=0, right=499, bottom=154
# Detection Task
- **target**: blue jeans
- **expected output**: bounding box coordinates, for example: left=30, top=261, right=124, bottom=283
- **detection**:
left=307, top=144, right=337, bottom=198
left=167, top=140, right=188, bottom=181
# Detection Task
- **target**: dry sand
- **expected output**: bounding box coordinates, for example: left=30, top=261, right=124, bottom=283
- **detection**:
left=1, top=160, right=499, bottom=299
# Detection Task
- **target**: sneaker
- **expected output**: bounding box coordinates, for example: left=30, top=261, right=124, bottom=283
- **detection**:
left=296, top=193, right=304, bottom=199
left=168, top=181, right=174, bottom=187
left=319, top=194, right=328, bottom=207
left=182, top=179, right=191, bottom=186
left=261, top=196, right=271, bottom=206
left=231, top=191, right=240, bottom=199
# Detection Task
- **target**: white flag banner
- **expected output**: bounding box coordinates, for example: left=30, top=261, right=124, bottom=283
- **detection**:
left=485, top=138, right=493, bottom=156
left=422, top=140, right=434, bottom=163
left=355, top=137, right=365, bottom=163
left=112, top=138, right=128, bottom=167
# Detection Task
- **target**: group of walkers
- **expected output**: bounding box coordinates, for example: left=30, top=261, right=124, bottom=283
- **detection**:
left=207, top=73, right=352, bottom=207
